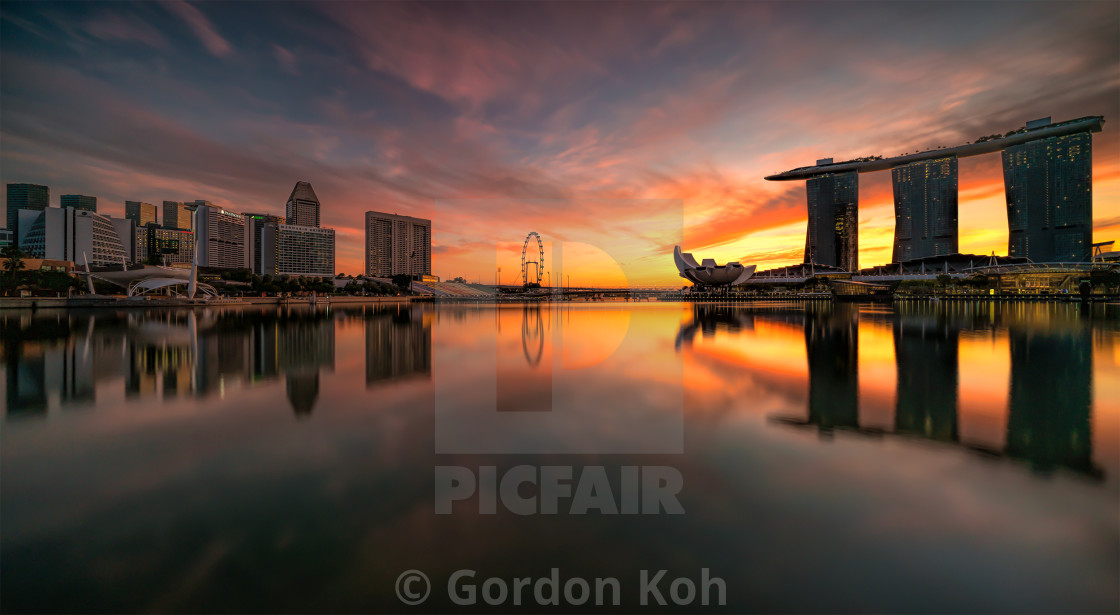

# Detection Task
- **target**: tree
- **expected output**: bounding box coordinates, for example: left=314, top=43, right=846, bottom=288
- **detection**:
left=391, top=273, right=412, bottom=290
left=2, top=246, right=25, bottom=296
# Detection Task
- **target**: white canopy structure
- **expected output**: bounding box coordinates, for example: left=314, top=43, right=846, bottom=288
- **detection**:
left=673, top=245, right=756, bottom=287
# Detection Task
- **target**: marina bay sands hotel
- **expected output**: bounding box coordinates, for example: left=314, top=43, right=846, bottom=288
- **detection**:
left=765, top=115, right=1104, bottom=269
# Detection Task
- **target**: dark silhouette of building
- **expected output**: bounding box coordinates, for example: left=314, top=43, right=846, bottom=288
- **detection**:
left=1003, top=130, right=1093, bottom=262
left=6, top=183, right=49, bottom=238
left=891, top=157, right=958, bottom=262
left=893, top=315, right=959, bottom=442
left=286, top=370, right=319, bottom=419
left=60, top=194, right=97, bottom=213
left=285, top=181, right=320, bottom=228
left=1006, top=326, right=1097, bottom=476
left=766, top=116, right=1104, bottom=265
left=804, top=304, right=860, bottom=432
left=805, top=168, right=858, bottom=270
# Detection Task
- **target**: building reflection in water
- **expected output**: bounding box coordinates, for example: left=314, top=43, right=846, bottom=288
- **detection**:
left=677, top=301, right=1105, bottom=480
left=5, top=307, right=337, bottom=419
left=364, top=305, right=431, bottom=387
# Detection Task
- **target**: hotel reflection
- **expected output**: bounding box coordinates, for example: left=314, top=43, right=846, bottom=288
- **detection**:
left=679, top=302, right=1109, bottom=480
left=364, top=305, right=431, bottom=387
left=6, top=307, right=338, bottom=418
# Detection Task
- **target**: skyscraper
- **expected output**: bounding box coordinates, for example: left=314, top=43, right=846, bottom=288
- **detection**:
left=60, top=194, right=97, bottom=212
left=244, top=212, right=284, bottom=273
left=194, top=204, right=245, bottom=269
left=804, top=169, right=858, bottom=270
left=259, top=223, right=335, bottom=276
left=20, top=207, right=127, bottom=266
left=365, top=211, right=431, bottom=278
left=891, top=157, right=959, bottom=262
left=163, top=201, right=194, bottom=230
left=286, top=181, right=320, bottom=227
left=125, top=201, right=157, bottom=226
left=6, top=183, right=49, bottom=236
left=1003, top=130, right=1093, bottom=262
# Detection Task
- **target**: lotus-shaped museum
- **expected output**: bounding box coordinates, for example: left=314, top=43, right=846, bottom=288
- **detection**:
left=673, top=245, right=756, bottom=286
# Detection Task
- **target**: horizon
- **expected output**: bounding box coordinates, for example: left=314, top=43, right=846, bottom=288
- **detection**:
left=2, top=1, right=1118, bottom=284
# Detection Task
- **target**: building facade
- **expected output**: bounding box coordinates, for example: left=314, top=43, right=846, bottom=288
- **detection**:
left=1003, top=131, right=1093, bottom=262
left=21, top=207, right=127, bottom=266
left=285, top=181, right=320, bottom=227
left=891, top=157, right=959, bottom=262
left=260, top=223, right=335, bottom=276
left=805, top=169, right=858, bottom=271
left=364, top=211, right=431, bottom=278
left=163, top=201, right=194, bottom=230
left=6, top=183, right=49, bottom=237
left=125, top=201, right=158, bottom=226
left=147, top=225, right=195, bottom=265
left=194, top=204, right=245, bottom=269
left=60, top=194, right=97, bottom=212
left=244, top=213, right=284, bottom=273
left=110, top=218, right=136, bottom=264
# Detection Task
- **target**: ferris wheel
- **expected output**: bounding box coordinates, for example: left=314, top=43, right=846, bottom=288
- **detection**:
left=521, top=232, right=544, bottom=286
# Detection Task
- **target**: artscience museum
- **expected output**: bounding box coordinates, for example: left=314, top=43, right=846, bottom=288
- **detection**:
left=673, top=246, right=756, bottom=287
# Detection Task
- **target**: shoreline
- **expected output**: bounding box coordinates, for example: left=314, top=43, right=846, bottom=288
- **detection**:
left=0, top=295, right=417, bottom=310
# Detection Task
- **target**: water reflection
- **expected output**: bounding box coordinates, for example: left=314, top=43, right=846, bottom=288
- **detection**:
left=677, top=301, right=1109, bottom=479
left=3, top=304, right=434, bottom=419
left=1, top=301, right=1117, bottom=612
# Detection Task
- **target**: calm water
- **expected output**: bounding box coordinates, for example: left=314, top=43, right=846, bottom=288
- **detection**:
left=2, top=301, right=1118, bottom=613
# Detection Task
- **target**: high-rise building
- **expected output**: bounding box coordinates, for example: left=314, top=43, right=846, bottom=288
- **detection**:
left=285, top=181, right=320, bottom=227
left=6, top=183, right=49, bottom=236
left=21, top=207, right=127, bottom=266
left=147, top=225, right=195, bottom=265
left=891, top=157, right=959, bottom=262
left=259, top=223, right=335, bottom=276
left=60, top=194, right=97, bottom=212
left=125, top=201, right=157, bottom=226
left=365, top=211, right=431, bottom=278
left=804, top=169, right=858, bottom=270
left=163, top=201, right=194, bottom=230
left=244, top=212, right=284, bottom=273
left=194, top=204, right=245, bottom=269
left=1003, top=130, right=1093, bottom=262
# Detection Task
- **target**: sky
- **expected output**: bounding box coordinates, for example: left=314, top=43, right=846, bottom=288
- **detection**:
left=1, top=1, right=1118, bottom=285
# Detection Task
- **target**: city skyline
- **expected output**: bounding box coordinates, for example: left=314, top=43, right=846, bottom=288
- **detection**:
left=1, top=2, right=1118, bottom=284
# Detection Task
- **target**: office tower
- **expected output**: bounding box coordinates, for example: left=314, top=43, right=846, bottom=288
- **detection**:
left=125, top=201, right=157, bottom=226
left=60, top=194, right=97, bottom=212
left=364, top=211, right=431, bottom=278
left=1003, top=130, right=1094, bottom=262
left=147, top=225, right=195, bottom=265
left=134, top=225, right=150, bottom=263
left=243, top=212, right=283, bottom=273
left=259, top=223, right=335, bottom=276
left=163, top=201, right=194, bottom=230
left=20, top=208, right=127, bottom=266
left=804, top=169, right=858, bottom=270
left=194, top=204, right=245, bottom=269
left=285, top=181, right=320, bottom=227
left=0, top=229, right=13, bottom=249
left=892, top=157, right=959, bottom=262
left=6, top=183, right=49, bottom=237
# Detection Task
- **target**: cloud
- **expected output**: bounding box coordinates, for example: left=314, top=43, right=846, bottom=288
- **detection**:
left=163, top=1, right=232, bottom=57
left=82, top=13, right=168, bottom=49
left=272, top=44, right=299, bottom=75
